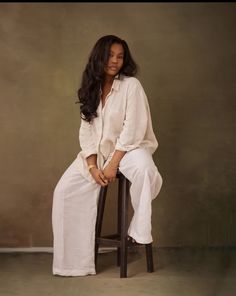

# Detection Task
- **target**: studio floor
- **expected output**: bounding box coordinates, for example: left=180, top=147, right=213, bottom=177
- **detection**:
left=0, top=247, right=235, bottom=296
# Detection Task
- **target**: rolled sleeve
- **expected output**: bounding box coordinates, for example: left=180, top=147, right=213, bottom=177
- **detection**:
left=115, top=80, right=148, bottom=152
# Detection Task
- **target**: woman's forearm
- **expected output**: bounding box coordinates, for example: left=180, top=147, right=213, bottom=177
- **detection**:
left=86, top=154, right=98, bottom=167
left=109, top=150, right=126, bottom=168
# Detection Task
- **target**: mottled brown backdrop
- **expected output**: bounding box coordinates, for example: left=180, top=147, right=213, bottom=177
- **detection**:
left=0, top=3, right=235, bottom=248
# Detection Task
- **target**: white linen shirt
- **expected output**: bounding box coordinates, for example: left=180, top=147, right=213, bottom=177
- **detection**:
left=76, top=75, right=158, bottom=182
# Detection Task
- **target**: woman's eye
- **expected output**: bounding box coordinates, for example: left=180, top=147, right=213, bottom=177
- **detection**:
left=109, top=54, right=123, bottom=59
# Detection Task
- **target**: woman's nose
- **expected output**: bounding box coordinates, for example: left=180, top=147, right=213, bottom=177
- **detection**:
left=111, top=56, right=118, bottom=63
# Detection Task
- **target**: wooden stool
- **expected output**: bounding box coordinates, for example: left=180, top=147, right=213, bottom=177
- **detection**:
left=95, top=171, right=154, bottom=278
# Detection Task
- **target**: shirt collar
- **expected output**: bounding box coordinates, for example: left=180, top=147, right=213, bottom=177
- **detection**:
left=99, top=74, right=122, bottom=94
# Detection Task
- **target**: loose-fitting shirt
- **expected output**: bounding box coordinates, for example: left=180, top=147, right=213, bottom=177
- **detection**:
left=76, top=75, right=158, bottom=182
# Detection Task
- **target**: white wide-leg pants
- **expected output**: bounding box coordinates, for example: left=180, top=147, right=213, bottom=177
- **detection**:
left=52, top=148, right=163, bottom=276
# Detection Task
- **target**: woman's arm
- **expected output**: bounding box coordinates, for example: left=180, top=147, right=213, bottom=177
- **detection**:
left=103, top=80, right=150, bottom=182
left=103, top=150, right=126, bottom=182
left=79, top=118, right=97, bottom=158
left=115, top=79, right=149, bottom=152
left=80, top=119, right=108, bottom=187
left=86, top=154, right=108, bottom=187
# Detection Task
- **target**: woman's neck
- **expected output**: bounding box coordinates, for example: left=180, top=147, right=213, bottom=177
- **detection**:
left=104, top=75, right=115, bottom=85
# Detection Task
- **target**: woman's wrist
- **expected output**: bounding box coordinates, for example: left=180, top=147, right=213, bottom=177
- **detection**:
left=108, top=150, right=126, bottom=170
left=108, top=161, right=119, bottom=170
left=88, top=164, right=97, bottom=172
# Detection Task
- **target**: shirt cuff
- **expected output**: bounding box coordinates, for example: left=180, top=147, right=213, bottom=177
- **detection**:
left=115, top=142, right=139, bottom=152
left=81, top=149, right=97, bottom=159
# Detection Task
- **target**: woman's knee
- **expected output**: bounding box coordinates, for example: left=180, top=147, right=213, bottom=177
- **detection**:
left=154, top=170, right=163, bottom=197
left=121, top=148, right=154, bottom=168
left=119, top=148, right=159, bottom=181
left=132, top=151, right=157, bottom=176
left=135, top=164, right=157, bottom=181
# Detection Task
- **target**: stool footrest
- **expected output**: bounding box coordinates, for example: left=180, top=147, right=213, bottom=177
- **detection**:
left=96, top=237, right=121, bottom=247
left=102, top=234, right=120, bottom=239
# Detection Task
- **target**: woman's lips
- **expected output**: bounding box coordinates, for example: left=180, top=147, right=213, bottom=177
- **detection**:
left=109, top=66, right=118, bottom=71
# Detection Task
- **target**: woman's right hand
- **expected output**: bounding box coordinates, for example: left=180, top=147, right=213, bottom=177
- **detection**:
left=90, top=167, right=108, bottom=187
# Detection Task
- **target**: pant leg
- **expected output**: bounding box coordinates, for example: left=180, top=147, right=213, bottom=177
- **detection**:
left=52, top=158, right=100, bottom=276
left=119, top=148, right=163, bottom=244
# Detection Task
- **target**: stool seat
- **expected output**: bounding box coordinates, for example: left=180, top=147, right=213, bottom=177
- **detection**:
left=95, top=171, right=154, bottom=278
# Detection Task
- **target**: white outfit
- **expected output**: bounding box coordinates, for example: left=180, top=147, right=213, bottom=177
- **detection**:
left=77, top=75, right=158, bottom=183
left=52, top=75, right=163, bottom=276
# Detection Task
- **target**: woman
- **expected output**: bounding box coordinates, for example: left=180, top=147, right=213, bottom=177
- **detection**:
left=52, top=35, right=163, bottom=276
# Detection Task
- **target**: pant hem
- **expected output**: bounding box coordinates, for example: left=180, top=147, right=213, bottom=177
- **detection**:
left=53, top=268, right=96, bottom=277
left=128, top=232, right=153, bottom=244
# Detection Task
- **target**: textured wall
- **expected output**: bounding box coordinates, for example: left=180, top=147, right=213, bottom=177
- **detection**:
left=0, top=3, right=235, bottom=248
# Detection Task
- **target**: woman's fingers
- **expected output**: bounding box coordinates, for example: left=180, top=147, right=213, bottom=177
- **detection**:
left=97, top=178, right=107, bottom=186
left=90, top=169, right=108, bottom=186
left=99, top=172, right=108, bottom=186
left=93, top=169, right=117, bottom=186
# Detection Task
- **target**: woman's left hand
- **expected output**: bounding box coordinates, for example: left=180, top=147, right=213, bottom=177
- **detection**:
left=103, top=163, right=118, bottom=183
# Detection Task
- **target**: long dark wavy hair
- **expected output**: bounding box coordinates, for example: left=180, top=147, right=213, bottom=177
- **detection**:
left=77, top=35, right=138, bottom=123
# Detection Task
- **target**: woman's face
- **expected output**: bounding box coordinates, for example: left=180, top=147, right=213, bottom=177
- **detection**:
left=104, top=43, right=124, bottom=77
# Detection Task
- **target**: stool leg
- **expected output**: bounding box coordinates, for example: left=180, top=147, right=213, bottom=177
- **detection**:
left=120, top=175, right=129, bottom=278
left=95, top=186, right=108, bottom=266
left=117, top=181, right=122, bottom=267
left=145, top=243, right=154, bottom=272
